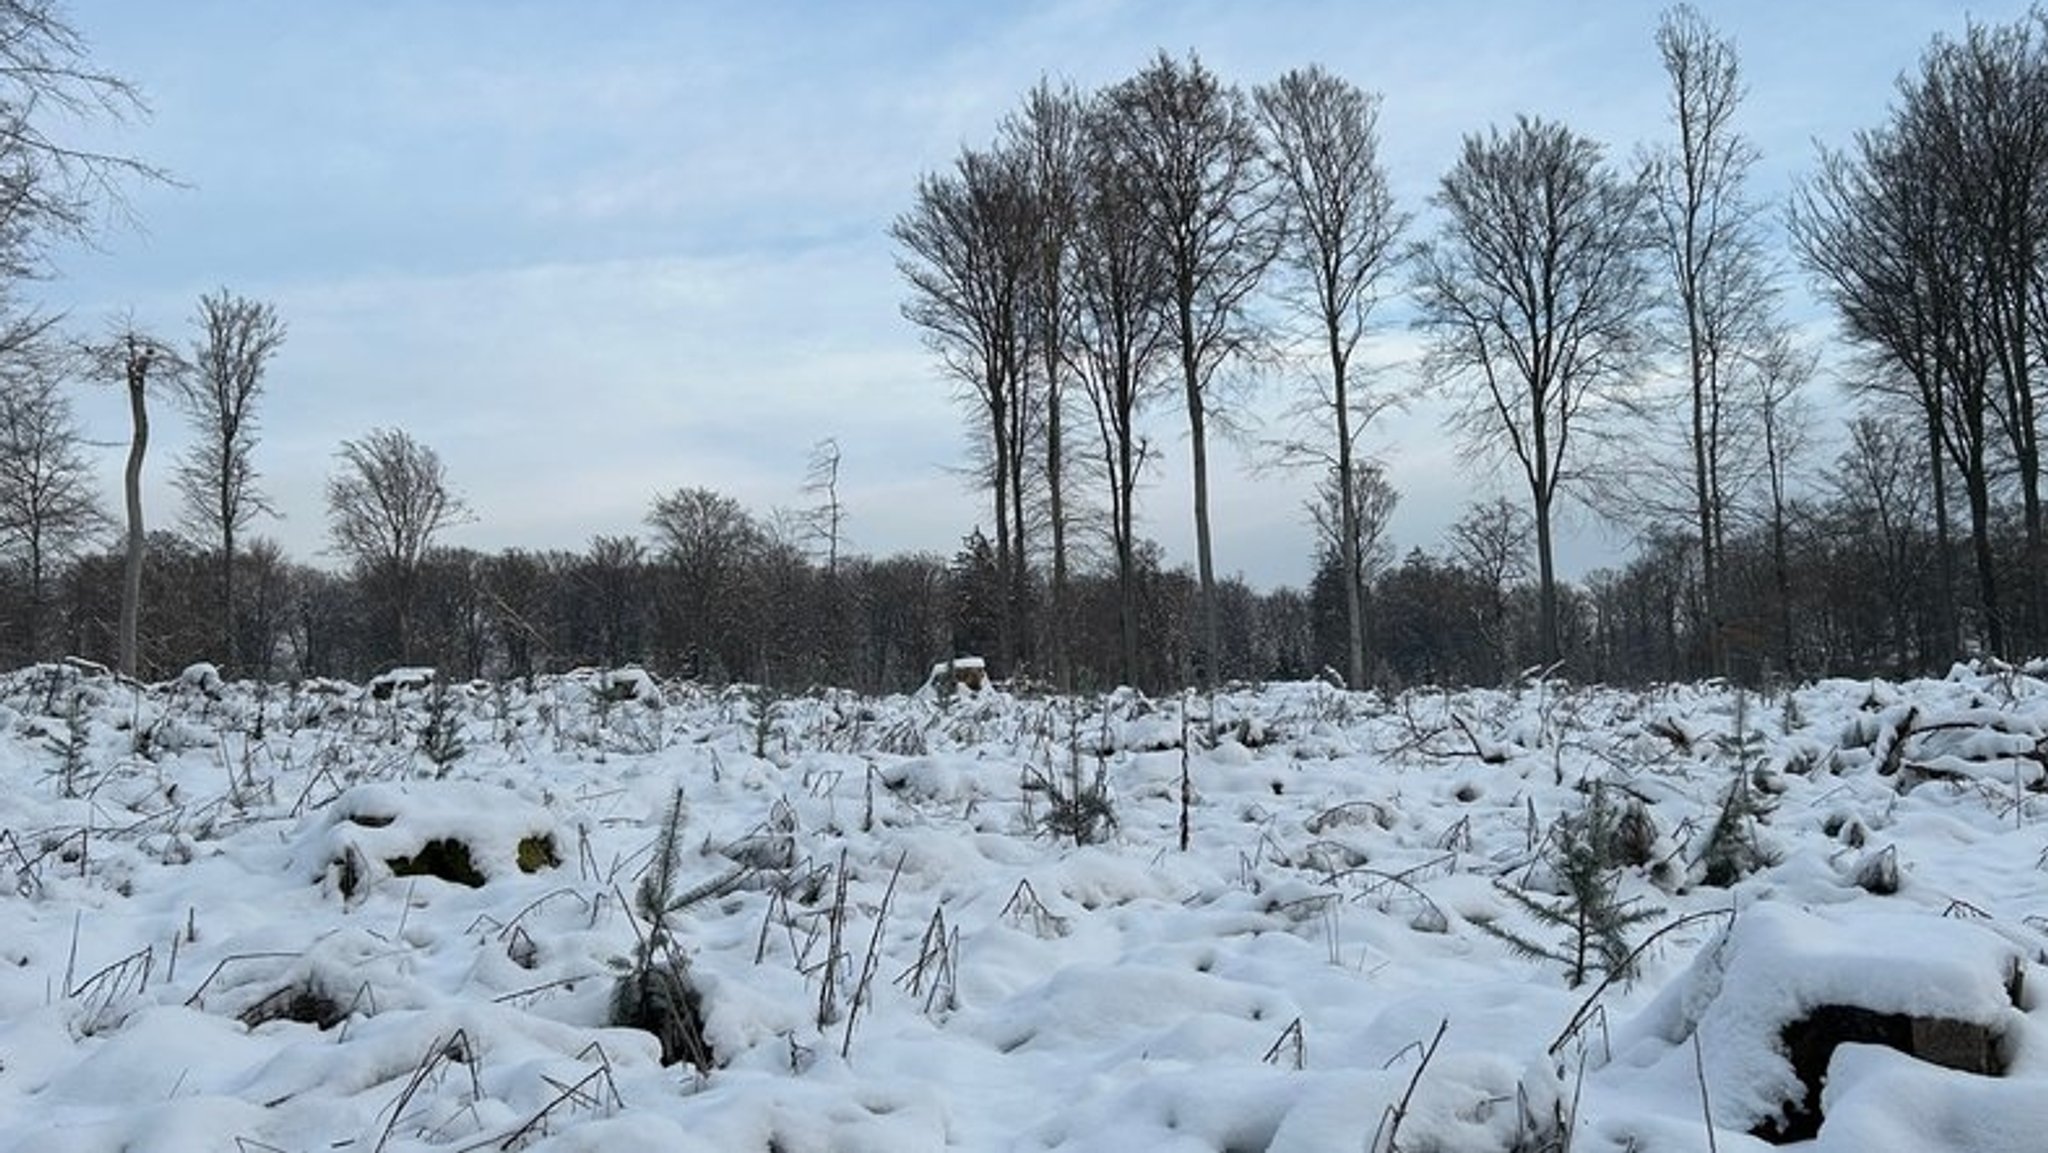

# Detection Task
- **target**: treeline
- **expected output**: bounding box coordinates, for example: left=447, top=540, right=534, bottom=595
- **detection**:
left=0, top=429, right=2006, bottom=691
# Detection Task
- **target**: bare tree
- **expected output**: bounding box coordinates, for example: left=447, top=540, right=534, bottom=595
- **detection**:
left=1411, top=116, right=1652, bottom=664
left=325, top=427, right=468, bottom=665
left=1791, top=134, right=1965, bottom=657
left=79, top=326, right=183, bottom=678
left=1067, top=107, right=1173, bottom=687
left=1752, top=333, right=1813, bottom=675
left=0, top=367, right=99, bottom=661
left=1098, top=51, right=1279, bottom=687
left=1005, top=78, right=1088, bottom=689
left=1643, top=4, right=1777, bottom=676
left=798, top=437, right=847, bottom=576
left=1305, top=460, right=1397, bottom=682
left=892, top=144, right=1037, bottom=676
left=1450, top=496, right=1534, bottom=679
left=1901, top=15, right=2048, bottom=649
left=177, top=288, right=284, bottom=672
left=645, top=486, right=764, bottom=680
left=1256, top=64, right=1406, bottom=688
left=1833, top=413, right=1935, bottom=675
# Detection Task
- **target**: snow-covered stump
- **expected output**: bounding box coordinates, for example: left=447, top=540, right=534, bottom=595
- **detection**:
left=1611, top=903, right=2034, bottom=1144
left=297, top=781, right=563, bottom=900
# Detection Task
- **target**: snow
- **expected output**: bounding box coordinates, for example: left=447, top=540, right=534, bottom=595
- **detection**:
left=1610, top=902, right=2030, bottom=1133
left=0, top=663, right=2046, bottom=1150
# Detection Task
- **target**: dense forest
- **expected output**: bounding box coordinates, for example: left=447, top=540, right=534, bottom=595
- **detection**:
left=2, top=5, right=2046, bottom=692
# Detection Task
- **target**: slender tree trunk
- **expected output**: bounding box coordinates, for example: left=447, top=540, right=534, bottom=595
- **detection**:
left=1180, top=329, right=1219, bottom=689
left=1764, top=416, right=1794, bottom=676
left=1533, top=490, right=1559, bottom=667
left=1686, top=304, right=1720, bottom=679
left=1923, top=399, right=1960, bottom=659
left=1965, top=458, right=2005, bottom=659
left=1122, top=423, right=1138, bottom=692
left=1330, top=316, right=1365, bottom=689
left=1008, top=391, right=1029, bottom=675
left=119, top=352, right=150, bottom=679
left=988, top=386, right=1014, bottom=676
left=1046, top=384, right=1070, bottom=690
left=221, top=519, right=237, bottom=674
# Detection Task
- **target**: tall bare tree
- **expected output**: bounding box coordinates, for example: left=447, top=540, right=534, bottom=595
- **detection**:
left=892, top=144, right=1036, bottom=675
left=1005, top=78, right=1088, bottom=689
left=1411, top=116, right=1652, bottom=664
left=1450, top=496, right=1534, bottom=679
left=81, top=326, right=182, bottom=678
left=1643, top=4, right=1776, bottom=676
left=1901, top=15, right=2048, bottom=650
left=325, top=427, right=467, bottom=665
left=1256, top=64, right=1405, bottom=688
left=1306, top=460, right=1397, bottom=679
left=1752, top=333, right=1813, bottom=675
left=1068, top=106, right=1173, bottom=687
left=178, top=288, right=285, bottom=672
left=1098, top=51, right=1278, bottom=687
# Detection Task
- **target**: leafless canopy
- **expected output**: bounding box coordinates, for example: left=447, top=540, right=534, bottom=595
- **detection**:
left=1411, top=115, right=1652, bottom=661
left=326, top=427, right=466, bottom=575
left=178, top=290, right=283, bottom=543
left=0, top=0, right=168, bottom=275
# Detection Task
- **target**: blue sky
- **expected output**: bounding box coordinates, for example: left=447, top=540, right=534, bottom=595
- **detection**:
left=35, top=0, right=2035, bottom=588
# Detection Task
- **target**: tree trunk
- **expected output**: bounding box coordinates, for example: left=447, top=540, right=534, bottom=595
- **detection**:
left=1116, top=377, right=1140, bottom=688
left=1923, top=399, right=1960, bottom=660
left=221, top=518, right=237, bottom=675
left=1770, top=493, right=1793, bottom=678
left=1008, top=389, right=1030, bottom=676
left=1965, top=462, right=2004, bottom=659
left=119, top=351, right=150, bottom=679
left=1047, top=388, right=1070, bottom=690
left=1182, top=336, right=1219, bottom=690
left=988, top=384, right=1014, bottom=677
left=1330, top=317, right=1365, bottom=689
left=1533, top=490, right=1559, bottom=666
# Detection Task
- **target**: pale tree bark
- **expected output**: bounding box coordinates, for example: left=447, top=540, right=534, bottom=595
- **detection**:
left=119, top=334, right=155, bottom=678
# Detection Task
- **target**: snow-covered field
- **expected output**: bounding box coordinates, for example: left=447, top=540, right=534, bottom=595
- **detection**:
left=1, top=661, right=2046, bottom=1152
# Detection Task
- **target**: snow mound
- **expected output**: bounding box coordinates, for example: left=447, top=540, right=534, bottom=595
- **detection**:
left=1614, top=901, right=2037, bottom=1140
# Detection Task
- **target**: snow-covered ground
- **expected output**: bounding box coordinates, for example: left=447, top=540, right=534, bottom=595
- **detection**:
left=1, top=661, right=2046, bottom=1151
